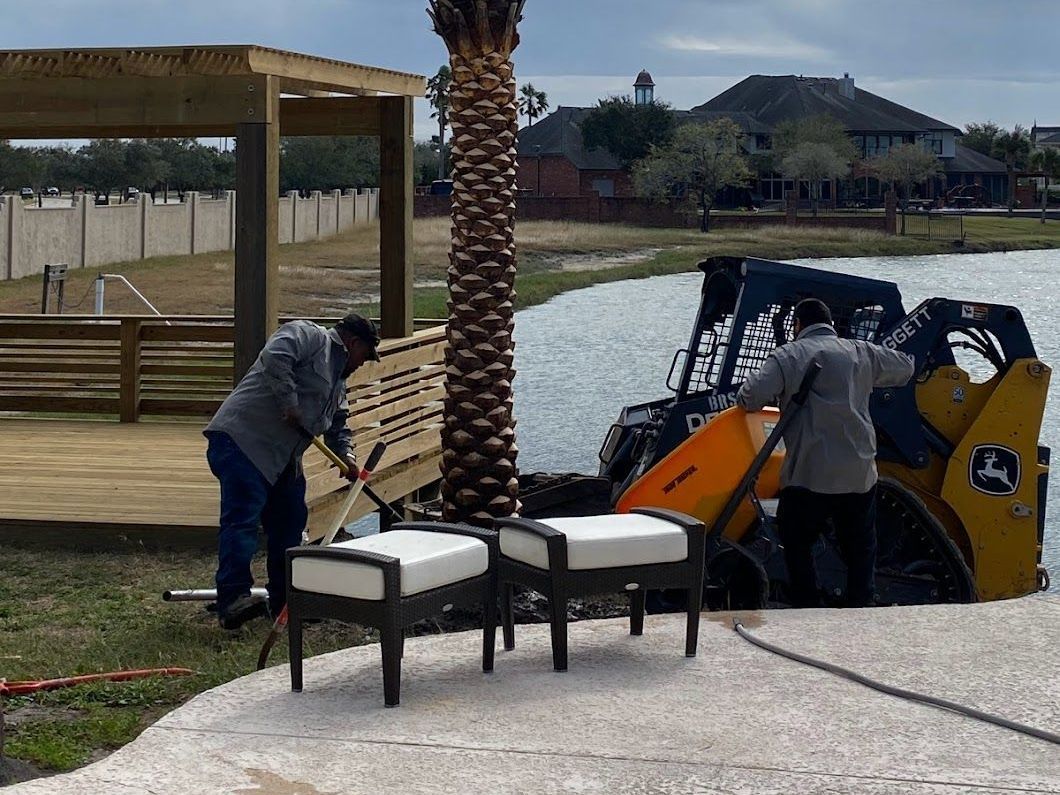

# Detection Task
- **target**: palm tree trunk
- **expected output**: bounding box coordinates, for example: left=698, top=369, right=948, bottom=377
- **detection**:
left=430, top=0, right=523, bottom=525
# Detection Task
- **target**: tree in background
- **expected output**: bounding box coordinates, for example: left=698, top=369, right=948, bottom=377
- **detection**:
left=0, top=141, right=46, bottom=193
left=580, top=96, right=675, bottom=170
left=426, top=65, right=452, bottom=181
left=773, top=115, right=857, bottom=216
left=429, top=0, right=523, bottom=525
left=1030, top=147, right=1060, bottom=224
left=633, top=118, right=751, bottom=233
left=871, top=143, right=942, bottom=233
left=279, top=137, right=380, bottom=193
left=414, top=141, right=442, bottom=187
left=78, top=140, right=130, bottom=200
left=961, top=122, right=1002, bottom=157
left=992, top=125, right=1031, bottom=213
left=518, top=83, right=549, bottom=127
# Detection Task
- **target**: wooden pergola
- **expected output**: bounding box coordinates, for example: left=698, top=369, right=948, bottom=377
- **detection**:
left=0, top=45, right=425, bottom=377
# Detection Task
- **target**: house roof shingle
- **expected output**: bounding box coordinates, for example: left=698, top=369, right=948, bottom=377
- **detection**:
left=946, top=143, right=1007, bottom=174
left=691, top=75, right=960, bottom=134
left=517, top=106, right=622, bottom=170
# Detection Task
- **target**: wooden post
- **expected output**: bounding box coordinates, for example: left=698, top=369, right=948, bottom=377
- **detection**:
left=233, top=79, right=280, bottom=382
left=379, top=95, right=414, bottom=339
left=119, top=319, right=142, bottom=422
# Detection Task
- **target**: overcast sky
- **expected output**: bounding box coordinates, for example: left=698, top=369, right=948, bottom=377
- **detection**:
left=5, top=0, right=1058, bottom=145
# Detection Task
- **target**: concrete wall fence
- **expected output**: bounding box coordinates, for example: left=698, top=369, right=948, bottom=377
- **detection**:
left=0, top=188, right=380, bottom=282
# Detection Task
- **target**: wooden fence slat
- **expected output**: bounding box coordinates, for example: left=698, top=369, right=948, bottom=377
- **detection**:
left=0, top=360, right=121, bottom=374
left=0, top=396, right=118, bottom=413
left=0, top=324, right=121, bottom=341
left=140, top=326, right=235, bottom=343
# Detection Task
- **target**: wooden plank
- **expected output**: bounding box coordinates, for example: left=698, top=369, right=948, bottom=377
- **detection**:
left=350, top=384, right=446, bottom=430
left=119, top=319, right=141, bottom=422
left=139, top=398, right=223, bottom=416
left=0, top=323, right=120, bottom=341
left=279, top=96, right=381, bottom=136
left=347, top=341, right=445, bottom=386
left=247, top=48, right=425, bottom=97
left=140, top=363, right=232, bottom=376
left=378, top=95, right=414, bottom=339
left=0, top=396, right=117, bottom=413
left=348, top=363, right=445, bottom=403
left=0, top=360, right=119, bottom=374
left=233, top=76, right=280, bottom=383
left=0, top=74, right=270, bottom=136
left=141, top=325, right=234, bottom=343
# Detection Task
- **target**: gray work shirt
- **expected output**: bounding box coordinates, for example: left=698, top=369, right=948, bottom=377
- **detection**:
left=205, top=320, right=354, bottom=484
left=737, top=323, right=915, bottom=494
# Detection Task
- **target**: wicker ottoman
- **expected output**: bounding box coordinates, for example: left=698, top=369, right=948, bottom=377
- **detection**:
left=286, top=522, right=498, bottom=707
left=496, top=508, right=706, bottom=671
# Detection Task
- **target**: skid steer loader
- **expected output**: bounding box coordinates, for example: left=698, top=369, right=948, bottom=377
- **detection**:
left=518, top=256, right=1052, bottom=608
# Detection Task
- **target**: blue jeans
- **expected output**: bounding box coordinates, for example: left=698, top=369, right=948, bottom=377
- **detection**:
left=206, top=432, right=307, bottom=614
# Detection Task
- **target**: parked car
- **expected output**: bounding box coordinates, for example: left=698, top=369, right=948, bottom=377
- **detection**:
left=45, top=186, right=60, bottom=197
left=19, top=187, right=34, bottom=200
left=126, top=187, right=141, bottom=202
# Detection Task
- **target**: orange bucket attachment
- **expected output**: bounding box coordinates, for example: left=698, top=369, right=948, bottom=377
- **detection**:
left=616, top=406, right=784, bottom=539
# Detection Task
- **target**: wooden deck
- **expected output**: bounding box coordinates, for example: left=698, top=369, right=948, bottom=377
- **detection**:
left=0, top=418, right=441, bottom=543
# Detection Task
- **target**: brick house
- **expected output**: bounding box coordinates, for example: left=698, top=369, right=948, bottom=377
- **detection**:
left=517, top=106, right=633, bottom=197
left=693, top=74, right=965, bottom=205
left=520, top=72, right=1006, bottom=206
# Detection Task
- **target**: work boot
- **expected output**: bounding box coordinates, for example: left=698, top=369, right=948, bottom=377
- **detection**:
left=218, top=593, right=269, bottom=631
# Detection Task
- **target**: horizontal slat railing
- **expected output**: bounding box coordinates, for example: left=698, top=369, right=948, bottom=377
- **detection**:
left=0, top=316, right=448, bottom=535
left=0, top=315, right=448, bottom=422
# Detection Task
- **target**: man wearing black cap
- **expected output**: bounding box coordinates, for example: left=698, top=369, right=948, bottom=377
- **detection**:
left=204, top=313, right=380, bottom=629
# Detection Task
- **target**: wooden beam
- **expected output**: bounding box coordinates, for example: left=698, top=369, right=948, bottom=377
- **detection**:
left=233, top=77, right=280, bottom=383
left=378, top=95, right=414, bottom=339
left=248, top=48, right=425, bottom=97
left=0, top=74, right=270, bottom=137
left=279, top=96, right=382, bottom=137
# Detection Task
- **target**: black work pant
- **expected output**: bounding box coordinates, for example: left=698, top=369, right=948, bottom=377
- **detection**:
left=776, top=485, right=877, bottom=608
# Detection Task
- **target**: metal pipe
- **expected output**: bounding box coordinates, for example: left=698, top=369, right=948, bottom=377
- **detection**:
left=94, top=274, right=105, bottom=315
left=99, top=274, right=171, bottom=324
left=162, top=588, right=269, bottom=603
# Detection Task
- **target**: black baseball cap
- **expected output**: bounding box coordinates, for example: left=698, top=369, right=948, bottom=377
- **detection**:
left=335, top=313, right=381, bottom=361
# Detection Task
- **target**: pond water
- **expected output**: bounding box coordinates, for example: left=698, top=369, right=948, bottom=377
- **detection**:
left=513, top=248, right=1060, bottom=575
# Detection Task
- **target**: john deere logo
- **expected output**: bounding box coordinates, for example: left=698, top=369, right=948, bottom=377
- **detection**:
left=969, top=445, right=1020, bottom=496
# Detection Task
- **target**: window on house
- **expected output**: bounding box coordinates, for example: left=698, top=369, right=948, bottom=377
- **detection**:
left=756, top=134, right=772, bottom=150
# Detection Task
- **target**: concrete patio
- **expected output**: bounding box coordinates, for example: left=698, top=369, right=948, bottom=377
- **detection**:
left=9, top=594, right=1060, bottom=794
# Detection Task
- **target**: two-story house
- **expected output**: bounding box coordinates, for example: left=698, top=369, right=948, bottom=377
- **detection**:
left=518, top=72, right=1009, bottom=205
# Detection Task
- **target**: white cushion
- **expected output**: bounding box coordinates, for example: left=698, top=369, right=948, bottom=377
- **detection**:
left=500, top=514, right=688, bottom=571
left=290, top=529, right=488, bottom=601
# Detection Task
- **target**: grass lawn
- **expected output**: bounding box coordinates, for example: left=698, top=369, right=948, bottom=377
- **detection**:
left=0, top=544, right=367, bottom=778
left=2, top=215, right=1057, bottom=319
left=1, top=213, right=1058, bottom=781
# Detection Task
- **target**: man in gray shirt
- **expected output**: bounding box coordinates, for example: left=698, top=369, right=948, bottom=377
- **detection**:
left=205, top=313, right=380, bottom=629
left=738, top=298, right=914, bottom=607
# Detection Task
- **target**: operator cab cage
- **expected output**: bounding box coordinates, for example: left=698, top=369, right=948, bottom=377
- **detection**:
left=669, top=256, right=1039, bottom=473
left=674, top=256, right=907, bottom=400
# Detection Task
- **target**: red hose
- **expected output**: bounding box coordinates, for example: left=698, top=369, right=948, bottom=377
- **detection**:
left=1, top=667, right=194, bottom=696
